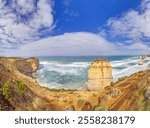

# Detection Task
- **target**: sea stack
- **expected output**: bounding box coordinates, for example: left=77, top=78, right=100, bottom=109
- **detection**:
left=87, top=59, right=112, bottom=91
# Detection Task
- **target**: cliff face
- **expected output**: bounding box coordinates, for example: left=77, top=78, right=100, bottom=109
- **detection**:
left=87, top=59, right=112, bottom=90
left=0, top=57, right=55, bottom=110
left=0, top=57, right=150, bottom=111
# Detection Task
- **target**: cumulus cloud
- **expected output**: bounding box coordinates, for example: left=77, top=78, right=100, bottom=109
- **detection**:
left=0, top=0, right=54, bottom=49
left=97, top=0, right=150, bottom=55
left=0, top=0, right=150, bottom=56
left=106, top=0, right=150, bottom=40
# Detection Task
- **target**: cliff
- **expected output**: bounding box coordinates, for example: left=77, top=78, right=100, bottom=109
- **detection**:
left=87, top=59, right=112, bottom=90
left=0, top=57, right=150, bottom=111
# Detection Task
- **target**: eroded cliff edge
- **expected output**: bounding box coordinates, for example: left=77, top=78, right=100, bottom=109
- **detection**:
left=0, top=57, right=150, bottom=111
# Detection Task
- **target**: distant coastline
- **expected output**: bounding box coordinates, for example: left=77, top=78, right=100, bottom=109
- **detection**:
left=0, top=57, right=150, bottom=111
left=33, top=55, right=150, bottom=90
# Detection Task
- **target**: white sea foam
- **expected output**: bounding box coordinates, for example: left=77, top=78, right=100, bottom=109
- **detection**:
left=39, top=57, right=150, bottom=77
left=111, top=57, right=139, bottom=67
left=39, top=61, right=90, bottom=75
left=41, top=61, right=90, bottom=68
left=34, top=56, right=150, bottom=90
left=112, top=58, right=150, bottom=81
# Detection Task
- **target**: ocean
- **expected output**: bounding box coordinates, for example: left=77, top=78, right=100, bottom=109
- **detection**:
left=33, top=56, right=150, bottom=90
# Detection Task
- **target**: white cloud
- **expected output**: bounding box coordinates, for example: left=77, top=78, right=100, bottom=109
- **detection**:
left=106, top=0, right=150, bottom=40
left=4, top=32, right=116, bottom=56
left=3, top=32, right=150, bottom=57
left=1, top=0, right=150, bottom=56
left=125, top=43, right=150, bottom=50
left=0, top=0, right=54, bottom=49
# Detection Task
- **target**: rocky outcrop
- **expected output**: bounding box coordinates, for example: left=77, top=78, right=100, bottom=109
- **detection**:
left=87, top=59, right=112, bottom=90
left=0, top=57, right=55, bottom=110
left=0, top=57, right=150, bottom=111
left=15, top=57, right=39, bottom=75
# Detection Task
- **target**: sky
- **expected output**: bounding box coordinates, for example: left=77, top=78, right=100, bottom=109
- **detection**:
left=0, top=0, right=150, bottom=56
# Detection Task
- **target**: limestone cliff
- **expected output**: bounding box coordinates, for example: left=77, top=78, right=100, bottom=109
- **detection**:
left=0, top=57, right=55, bottom=110
left=0, top=57, right=150, bottom=111
left=87, top=59, right=112, bottom=90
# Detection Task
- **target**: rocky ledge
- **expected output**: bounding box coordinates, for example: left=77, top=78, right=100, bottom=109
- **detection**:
left=0, top=57, right=150, bottom=111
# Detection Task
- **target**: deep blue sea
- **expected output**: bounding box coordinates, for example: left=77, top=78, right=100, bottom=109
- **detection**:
left=33, top=56, right=150, bottom=90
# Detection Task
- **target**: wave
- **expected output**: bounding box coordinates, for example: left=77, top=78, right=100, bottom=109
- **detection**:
left=40, top=61, right=90, bottom=68
left=39, top=61, right=90, bottom=75
left=33, top=56, right=150, bottom=90
left=113, top=58, right=150, bottom=81
left=111, top=57, right=139, bottom=67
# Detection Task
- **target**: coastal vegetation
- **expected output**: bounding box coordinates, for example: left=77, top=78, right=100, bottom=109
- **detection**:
left=13, top=79, right=28, bottom=94
left=0, top=57, right=150, bottom=111
left=2, top=83, right=10, bottom=100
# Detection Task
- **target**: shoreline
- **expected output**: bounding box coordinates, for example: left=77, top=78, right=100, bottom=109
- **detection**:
left=0, top=57, right=150, bottom=111
left=33, top=56, right=150, bottom=90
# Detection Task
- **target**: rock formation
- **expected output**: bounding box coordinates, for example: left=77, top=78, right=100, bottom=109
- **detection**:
left=0, top=57, right=55, bottom=110
left=0, top=57, right=150, bottom=111
left=87, top=59, right=112, bottom=90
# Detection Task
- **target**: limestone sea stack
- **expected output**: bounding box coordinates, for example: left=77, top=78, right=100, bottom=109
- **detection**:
left=87, top=59, right=112, bottom=91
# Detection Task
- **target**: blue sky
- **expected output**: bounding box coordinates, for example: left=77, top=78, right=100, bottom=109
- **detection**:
left=53, top=0, right=141, bottom=35
left=0, top=0, right=150, bottom=56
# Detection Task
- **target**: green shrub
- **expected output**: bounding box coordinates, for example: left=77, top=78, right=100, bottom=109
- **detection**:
left=2, top=83, right=10, bottom=100
left=132, top=85, right=148, bottom=110
left=14, top=80, right=28, bottom=94
left=92, top=93, right=97, bottom=97
left=94, top=106, right=108, bottom=111
left=77, top=99, right=85, bottom=107
left=144, top=100, right=150, bottom=111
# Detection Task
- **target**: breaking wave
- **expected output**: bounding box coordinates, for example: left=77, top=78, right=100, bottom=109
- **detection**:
left=33, top=56, right=150, bottom=90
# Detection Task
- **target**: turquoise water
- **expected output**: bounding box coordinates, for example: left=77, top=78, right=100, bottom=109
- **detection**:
left=33, top=56, right=150, bottom=90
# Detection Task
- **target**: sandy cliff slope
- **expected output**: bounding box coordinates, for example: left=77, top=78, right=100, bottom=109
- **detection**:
left=0, top=57, right=150, bottom=111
